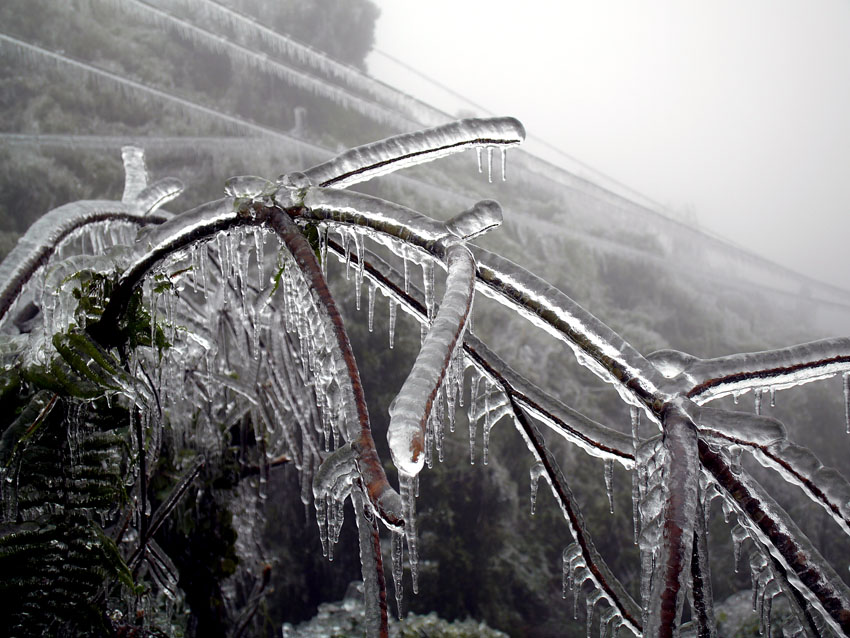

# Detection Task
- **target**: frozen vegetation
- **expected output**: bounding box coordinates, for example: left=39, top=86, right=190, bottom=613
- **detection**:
left=1, top=115, right=850, bottom=638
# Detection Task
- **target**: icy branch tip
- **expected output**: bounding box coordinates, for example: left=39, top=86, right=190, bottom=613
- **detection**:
left=224, top=175, right=274, bottom=198
left=456, top=116, right=526, bottom=145
left=121, top=146, right=148, bottom=203
left=445, top=200, right=502, bottom=241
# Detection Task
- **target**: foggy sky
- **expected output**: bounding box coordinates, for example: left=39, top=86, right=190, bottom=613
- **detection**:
left=367, top=0, right=850, bottom=290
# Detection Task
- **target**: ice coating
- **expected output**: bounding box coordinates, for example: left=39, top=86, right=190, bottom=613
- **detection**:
left=693, top=406, right=786, bottom=446
left=444, top=199, right=503, bottom=241
left=302, top=117, right=525, bottom=189
left=469, top=245, right=667, bottom=417
left=320, top=232, right=637, bottom=469
left=656, top=337, right=850, bottom=404
left=642, top=412, right=700, bottom=637
left=121, top=145, right=183, bottom=216
left=301, top=187, right=450, bottom=250
left=0, top=200, right=164, bottom=326
left=133, top=178, right=184, bottom=216
left=702, top=448, right=850, bottom=635
left=387, top=244, right=475, bottom=476
left=224, top=175, right=274, bottom=198
left=121, top=146, right=148, bottom=202
left=118, top=198, right=240, bottom=297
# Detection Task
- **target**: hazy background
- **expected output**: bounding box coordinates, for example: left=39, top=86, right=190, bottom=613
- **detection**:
left=368, top=0, right=850, bottom=289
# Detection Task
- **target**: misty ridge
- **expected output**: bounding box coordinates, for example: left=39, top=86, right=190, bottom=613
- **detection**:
left=1, top=2, right=849, bottom=637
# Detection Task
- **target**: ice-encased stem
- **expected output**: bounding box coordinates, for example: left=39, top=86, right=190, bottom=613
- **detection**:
left=303, top=117, right=525, bottom=189
left=699, top=439, right=850, bottom=635
left=0, top=200, right=166, bottom=326
left=327, top=240, right=636, bottom=468
left=643, top=408, right=699, bottom=638
left=469, top=244, right=667, bottom=419
left=387, top=244, right=475, bottom=477
left=509, top=398, right=642, bottom=635
left=658, top=338, right=850, bottom=405
left=351, top=488, right=389, bottom=638
left=690, top=482, right=717, bottom=638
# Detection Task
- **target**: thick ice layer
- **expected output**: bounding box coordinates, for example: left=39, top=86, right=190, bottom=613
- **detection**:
left=122, top=146, right=148, bottom=202
left=444, top=200, right=502, bottom=241
left=301, top=188, right=449, bottom=250
left=387, top=245, right=475, bottom=476
left=655, top=337, right=850, bottom=404
left=470, top=244, right=666, bottom=418
left=693, top=406, right=786, bottom=446
left=303, top=117, right=525, bottom=189
left=0, top=200, right=161, bottom=326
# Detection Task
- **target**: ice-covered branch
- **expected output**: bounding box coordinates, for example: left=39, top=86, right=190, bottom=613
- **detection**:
left=643, top=408, right=700, bottom=637
left=301, top=117, right=525, bottom=189
left=0, top=200, right=167, bottom=326
left=387, top=244, right=475, bottom=477
left=689, top=491, right=717, bottom=638
left=699, top=440, right=850, bottom=635
left=509, top=397, right=643, bottom=636
left=463, top=338, right=635, bottom=467
left=650, top=338, right=850, bottom=404
left=321, top=235, right=635, bottom=466
left=690, top=406, right=850, bottom=536
left=470, top=245, right=668, bottom=418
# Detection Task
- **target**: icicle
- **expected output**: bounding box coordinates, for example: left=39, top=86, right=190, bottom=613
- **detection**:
left=722, top=498, right=735, bottom=523
left=487, top=146, right=493, bottom=183
left=424, top=410, right=433, bottom=470
left=199, top=244, right=208, bottom=299
left=482, top=379, right=492, bottom=464
left=844, top=372, right=850, bottom=434
left=631, top=468, right=641, bottom=544
left=343, top=229, right=352, bottom=280
left=604, top=459, right=614, bottom=514
left=600, top=608, right=619, bottom=638
left=422, top=260, right=435, bottom=320
left=444, top=375, right=457, bottom=436
left=399, top=473, right=419, bottom=594
left=402, top=251, right=410, bottom=294
left=731, top=524, right=749, bottom=572
left=314, top=495, right=329, bottom=557
left=733, top=392, right=739, bottom=405
left=769, top=386, right=776, bottom=408
left=468, top=373, right=480, bottom=464
left=476, top=147, right=482, bottom=173
left=754, top=389, right=762, bottom=415
left=354, top=231, right=364, bottom=310
left=500, top=147, right=507, bottom=181
left=253, top=227, right=265, bottom=287
left=391, top=529, right=404, bottom=619
left=529, top=462, right=545, bottom=515
left=586, top=591, right=603, bottom=638
left=388, top=298, right=397, bottom=349
left=630, top=406, right=640, bottom=445
left=367, top=283, right=376, bottom=332
left=318, top=223, right=328, bottom=277
left=456, top=353, right=465, bottom=410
